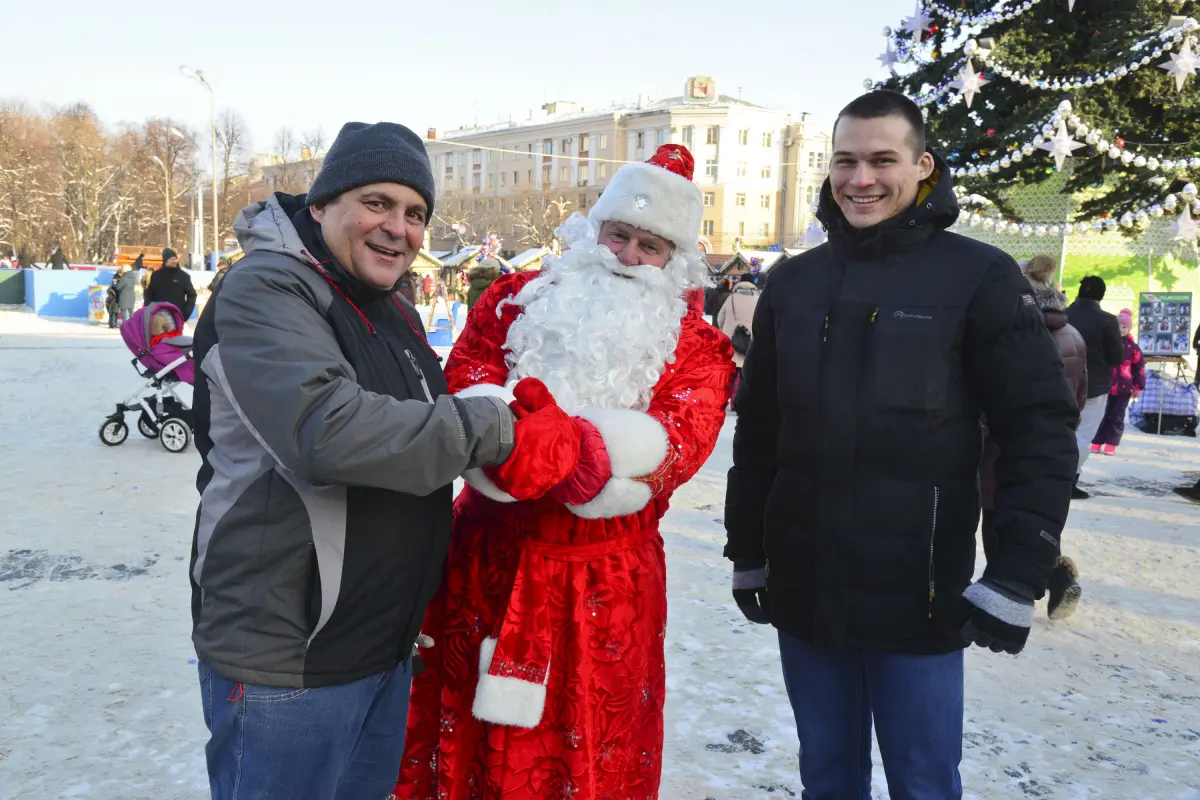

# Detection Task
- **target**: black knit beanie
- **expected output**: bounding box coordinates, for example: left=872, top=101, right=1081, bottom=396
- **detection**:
left=307, top=122, right=435, bottom=220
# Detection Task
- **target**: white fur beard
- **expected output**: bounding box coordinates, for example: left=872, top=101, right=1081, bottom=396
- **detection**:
left=499, top=242, right=688, bottom=413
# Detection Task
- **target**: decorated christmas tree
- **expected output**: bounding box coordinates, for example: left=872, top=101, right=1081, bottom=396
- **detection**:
left=877, top=0, right=1200, bottom=248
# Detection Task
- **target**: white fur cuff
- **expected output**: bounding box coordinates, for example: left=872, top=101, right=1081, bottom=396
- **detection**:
left=566, top=477, right=653, bottom=519
left=472, top=637, right=548, bottom=729
left=456, top=382, right=517, bottom=405
left=574, top=408, right=669, bottom=478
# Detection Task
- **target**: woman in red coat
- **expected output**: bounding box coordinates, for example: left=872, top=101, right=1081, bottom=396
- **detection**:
left=393, top=146, right=733, bottom=800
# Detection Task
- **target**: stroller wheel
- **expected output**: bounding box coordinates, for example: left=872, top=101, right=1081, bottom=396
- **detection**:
left=99, top=418, right=129, bottom=446
left=137, top=413, right=160, bottom=439
left=159, top=417, right=191, bottom=453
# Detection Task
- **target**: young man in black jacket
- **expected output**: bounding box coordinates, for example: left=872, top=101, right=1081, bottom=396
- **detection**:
left=724, top=91, right=1078, bottom=798
left=1066, top=276, right=1123, bottom=499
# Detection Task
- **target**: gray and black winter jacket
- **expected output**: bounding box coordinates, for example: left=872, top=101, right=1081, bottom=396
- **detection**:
left=190, top=192, right=514, bottom=688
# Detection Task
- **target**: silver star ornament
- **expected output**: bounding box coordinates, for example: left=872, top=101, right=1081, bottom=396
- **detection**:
left=951, top=59, right=990, bottom=108
left=878, top=45, right=900, bottom=73
left=901, top=4, right=932, bottom=36
left=1160, top=38, right=1200, bottom=92
left=1038, top=124, right=1086, bottom=172
left=1169, top=207, right=1200, bottom=243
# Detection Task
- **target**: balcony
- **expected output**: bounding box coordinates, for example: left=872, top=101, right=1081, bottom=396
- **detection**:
left=577, top=179, right=588, bottom=187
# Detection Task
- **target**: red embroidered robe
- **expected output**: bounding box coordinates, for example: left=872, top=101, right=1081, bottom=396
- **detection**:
left=393, top=271, right=733, bottom=800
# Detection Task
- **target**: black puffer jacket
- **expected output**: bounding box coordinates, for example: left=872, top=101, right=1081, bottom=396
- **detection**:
left=724, top=154, right=1079, bottom=654
left=1066, top=298, right=1122, bottom=398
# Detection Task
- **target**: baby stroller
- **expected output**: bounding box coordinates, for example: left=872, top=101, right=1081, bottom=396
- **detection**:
left=98, top=302, right=196, bottom=453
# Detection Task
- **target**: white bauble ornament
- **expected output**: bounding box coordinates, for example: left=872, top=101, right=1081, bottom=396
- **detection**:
left=1022, top=143, right=1035, bottom=156
left=1150, top=204, right=1165, bottom=217
left=1190, top=158, right=1200, bottom=169
left=1122, top=152, right=1136, bottom=165
left=1013, top=151, right=1025, bottom=162
left=1034, top=134, right=1047, bottom=145
left=1163, top=159, right=1176, bottom=170
left=989, top=163, right=1001, bottom=173
left=863, top=79, right=876, bottom=90
left=1000, top=156, right=1012, bottom=168
left=1035, top=224, right=1048, bottom=236
left=982, top=218, right=996, bottom=229
left=1057, top=100, right=1073, bottom=113
left=959, top=210, right=970, bottom=223
left=1086, top=132, right=1100, bottom=145
left=1068, top=115, right=1081, bottom=128
left=1075, top=123, right=1089, bottom=136
left=1148, top=157, right=1161, bottom=170
left=1120, top=212, right=1135, bottom=228
left=1183, top=182, right=1199, bottom=201
left=1165, top=194, right=1179, bottom=210
left=1108, top=146, right=1121, bottom=159
left=1136, top=211, right=1150, bottom=226
left=965, top=38, right=978, bottom=55
left=1042, top=123, right=1056, bottom=136
left=1134, top=155, right=1148, bottom=167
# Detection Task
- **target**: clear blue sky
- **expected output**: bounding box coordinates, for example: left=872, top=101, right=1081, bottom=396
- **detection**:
left=5, top=0, right=911, bottom=154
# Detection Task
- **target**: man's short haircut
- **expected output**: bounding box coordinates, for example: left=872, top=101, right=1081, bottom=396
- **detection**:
left=1078, top=275, right=1107, bottom=301
left=834, top=90, right=927, bottom=162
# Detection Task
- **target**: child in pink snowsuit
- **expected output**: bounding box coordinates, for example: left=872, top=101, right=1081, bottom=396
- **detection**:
left=1092, top=308, right=1145, bottom=454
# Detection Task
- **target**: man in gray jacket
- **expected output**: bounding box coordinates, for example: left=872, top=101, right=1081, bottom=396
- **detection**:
left=190, top=121, right=579, bottom=799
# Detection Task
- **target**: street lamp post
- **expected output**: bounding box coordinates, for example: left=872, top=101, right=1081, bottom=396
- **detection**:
left=181, top=65, right=218, bottom=270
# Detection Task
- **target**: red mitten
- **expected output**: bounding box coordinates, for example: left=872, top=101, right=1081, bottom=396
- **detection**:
left=547, top=418, right=612, bottom=505
left=484, top=378, right=580, bottom=500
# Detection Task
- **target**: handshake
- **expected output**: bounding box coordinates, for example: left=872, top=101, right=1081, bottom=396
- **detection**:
left=480, top=378, right=613, bottom=505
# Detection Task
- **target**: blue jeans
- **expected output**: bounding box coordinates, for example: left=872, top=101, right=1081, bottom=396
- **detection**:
left=778, top=632, right=964, bottom=800
left=198, top=659, right=411, bottom=800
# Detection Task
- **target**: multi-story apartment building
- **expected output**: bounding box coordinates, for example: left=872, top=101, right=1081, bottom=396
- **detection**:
left=424, top=78, right=831, bottom=255
left=253, top=78, right=834, bottom=257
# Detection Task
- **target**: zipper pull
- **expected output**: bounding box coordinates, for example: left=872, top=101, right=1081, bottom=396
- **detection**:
left=823, top=314, right=829, bottom=343
left=870, top=307, right=879, bottom=323
left=928, top=584, right=935, bottom=619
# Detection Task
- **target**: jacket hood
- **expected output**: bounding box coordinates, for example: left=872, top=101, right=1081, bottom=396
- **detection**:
left=816, top=150, right=960, bottom=255
left=734, top=281, right=758, bottom=292
left=1030, top=282, right=1068, bottom=313
left=234, top=192, right=313, bottom=264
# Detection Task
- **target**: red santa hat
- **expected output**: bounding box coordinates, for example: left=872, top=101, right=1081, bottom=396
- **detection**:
left=588, top=144, right=704, bottom=253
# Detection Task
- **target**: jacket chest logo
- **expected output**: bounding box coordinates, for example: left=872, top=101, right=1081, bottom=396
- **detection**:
left=893, top=310, right=933, bottom=321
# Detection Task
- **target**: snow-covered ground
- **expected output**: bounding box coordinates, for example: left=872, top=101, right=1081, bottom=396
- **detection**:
left=1, top=308, right=1198, bottom=800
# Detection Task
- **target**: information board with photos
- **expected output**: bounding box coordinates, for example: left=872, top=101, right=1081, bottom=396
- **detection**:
left=1138, top=292, right=1193, bottom=357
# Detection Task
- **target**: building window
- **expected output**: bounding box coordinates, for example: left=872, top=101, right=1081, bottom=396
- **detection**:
left=473, top=150, right=482, bottom=165
left=600, top=133, right=608, bottom=149
left=703, top=220, right=715, bottom=236
left=472, top=174, right=481, bottom=191
left=761, top=222, right=771, bottom=236
left=578, top=193, right=587, bottom=208
left=806, top=186, right=815, bottom=205
left=599, top=163, right=608, bottom=179
left=562, top=138, right=571, bottom=152
left=738, top=220, right=745, bottom=236
left=735, top=192, right=746, bottom=207
left=500, top=149, right=505, bottom=162
left=636, top=131, right=645, bottom=149
left=737, top=161, right=747, bottom=178
left=501, top=172, right=507, bottom=187
left=580, top=134, right=590, bottom=151
left=760, top=195, right=771, bottom=209
left=682, top=126, right=693, bottom=145
left=706, top=126, right=720, bottom=145
left=703, top=192, right=715, bottom=207
left=459, top=152, right=467, bottom=166
left=761, top=165, right=772, bottom=179
left=580, top=163, right=590, bottom=182
left=542, top=165, right=551, bottom=183
left=514, top=171, right=520, bottom=185
left=545, top=139, right=554, bottom=155
left=528, top=144, right=534, bottom=154
left=487, top=198, right=494, bottom=210
left=738, top=129, right=749, bottom=145
left=528, top=170, right=534, bottom=183
left=762, top=132, right=773, bottom=147
left=560, top=166, right=569, bottom=181
left=705, top=159, right=718, bottom=179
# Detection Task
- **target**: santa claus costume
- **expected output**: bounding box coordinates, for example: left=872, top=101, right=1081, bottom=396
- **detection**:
left=392, top=146, right=734, bottom=800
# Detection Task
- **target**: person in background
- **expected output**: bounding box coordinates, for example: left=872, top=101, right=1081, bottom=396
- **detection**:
left=981, top=254, right=1087, bottom=621
left=708, top=276, right=734, bottom=327
left=115, top=264, right=139, bottom=323
left=1066, top=275, right=1123, bottom=499
left=422, top=272, right=434, bottom=305
left=49, top=245, right=68, bottom=269
left=132, top=252, right=145, bottom=271
left=144, top=247, right=197, bottom=321
left=1091, top=308, right=1145, bottom=456
left=395, top=269, right=418, bottom=305
left=105, top=275, right=120, bottom=328
left=0, top=252, right=11, bottom=269
left=466, top=257, right=502, bottom=309
left=717, top=278, right=759, bottom=407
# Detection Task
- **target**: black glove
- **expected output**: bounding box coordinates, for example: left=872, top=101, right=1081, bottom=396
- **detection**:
left=959, top=579, right=1035, bottom=655
left=733, top=564, right=770, bottom=624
